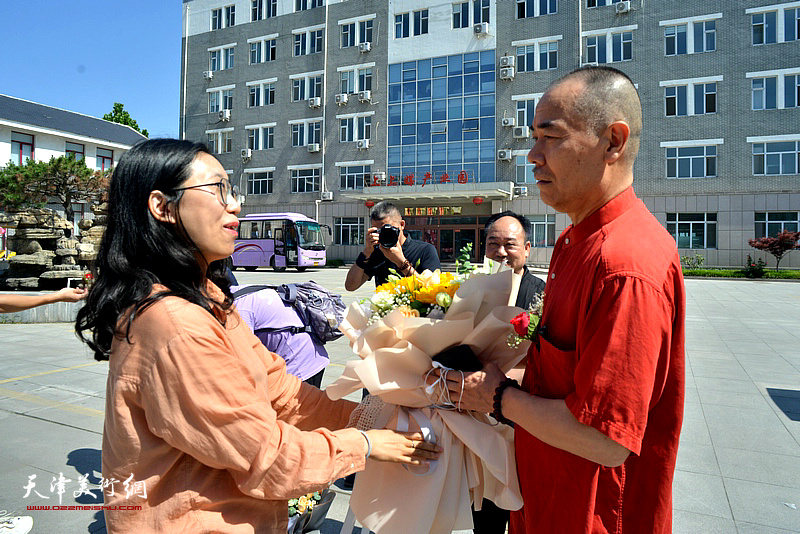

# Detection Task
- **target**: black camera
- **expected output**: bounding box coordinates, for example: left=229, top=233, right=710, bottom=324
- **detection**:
left=378, top=224, right=401, bottom=248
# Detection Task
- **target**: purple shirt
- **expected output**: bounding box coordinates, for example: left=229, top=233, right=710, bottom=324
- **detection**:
left=232, top=286, right=329, bottom=381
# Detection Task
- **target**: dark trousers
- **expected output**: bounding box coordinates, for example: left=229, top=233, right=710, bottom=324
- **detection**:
left=472, top=498, right=509, bottom=534
left=303, top=369, right=325, bottom=389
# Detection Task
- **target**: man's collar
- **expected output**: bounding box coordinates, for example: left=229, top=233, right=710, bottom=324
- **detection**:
left=567, top=186, right=637, bottom=243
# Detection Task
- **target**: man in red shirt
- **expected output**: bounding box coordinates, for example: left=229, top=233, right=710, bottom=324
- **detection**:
left=433, top=66, right=685, bottom=533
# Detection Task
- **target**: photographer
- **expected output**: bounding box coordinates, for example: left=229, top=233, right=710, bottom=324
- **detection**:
left=345, top=201, right=440, bottom=291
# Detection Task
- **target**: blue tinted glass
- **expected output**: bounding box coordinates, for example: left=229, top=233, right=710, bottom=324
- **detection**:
left=388, top=167, right=400, bottom=179
left=480, top=162, right=495, bottom=182
left=480, top=95, right=494, bottom=116
left=480, top=118, right=494, bottom=139
left=464, top=51, right=479, bottom=63
left=432, top=56, right=447, bottom=66
left=432, top=99, right=447, bottom=121
left=433, top=78, right=448, bottom=98
left=677, top=86, right=687, bottom=115
left=448, top=142, right=463, bottom=163
left=418, top=80, right=432, bottom=100
left=417, top=101, right=431, bottom=122
left=432, top=144, right=447, bottom=164
left=418, top=59, right=432, bottom=80
left=448, top=98, right=462, bottom=119
left=464, top=74, right=479, bottom=95
left=433, top=65, right=448, bottom=78
left=464, top=60, right=480, bottom=74
left=389, top=64, right=402, bottom=84
left=417, top=123, right=431, bottom=144
left=448, top=54, right=463, bottom=75
left=480, top=72, right=495, bottom=93
left=667, top=147, right=676, bottom=157
left=402, top=62, right=417, bottom=80
left=464, top=96, right=479, bottom=118
left=402, top=168, right=415, bottom=180
left=388, top=126, right=401, bottom=146
left=402, top=145, right=416, bottom=164
left=403, top=82, right=416, bottom=101
left=464, top=141, right=480, bottom=162
left=402, top=134, right=415, bottom=145
left=448, top=120, right=462, bottom=141
left=417, top=144, right=431, bottom=164
left=766, top=77, right=777, bottom=108
left=448, top=76, right=463, bottom=96
left=432, top=133, right=447, bottom=144
left=402, top=103, right=416, bottom=123
left=388, top=104, right=401, bottom=125
left=402, top=124, right=416, bottom=136
left=480, top=50, right=494, bottom=71
left=388, top=146, right=401, bottom=165
left=480, top=140, right=495, bottom=161
left=389, top=84, right=402, bottom=103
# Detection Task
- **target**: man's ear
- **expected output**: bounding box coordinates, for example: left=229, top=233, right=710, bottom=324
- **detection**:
left=148, top=190, right=177, bottom=224
left=399, top=219, right=406, bottom=231
left=604, top=121, right=630, bottom=164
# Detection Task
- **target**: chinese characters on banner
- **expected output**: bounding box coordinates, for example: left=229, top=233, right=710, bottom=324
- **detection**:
left=368, top=170, right=473, bottom=187
left=403, top=206, right=464, bottom=216
left=23, top=473, right=147, bottom=505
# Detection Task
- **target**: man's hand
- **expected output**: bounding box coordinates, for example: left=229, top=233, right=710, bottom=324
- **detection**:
left=364, top=227, right=380, bottom=257
left=381, top=242, right=407, bottom=270
left=426, top=362, right=506, bottom=413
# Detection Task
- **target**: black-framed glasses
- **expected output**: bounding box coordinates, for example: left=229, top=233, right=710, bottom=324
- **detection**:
left=172, top=180, right=241, bottom=207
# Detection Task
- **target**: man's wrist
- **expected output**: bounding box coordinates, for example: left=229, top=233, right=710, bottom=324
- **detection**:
left=355, top=252, right=370, bottom=270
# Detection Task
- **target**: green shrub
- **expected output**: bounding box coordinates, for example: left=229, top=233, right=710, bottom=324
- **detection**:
left=743, top=254, right=766, bottom=279
left=327, top=258, right=345, bottom=268
left=681, top=254, right=705, bottom=270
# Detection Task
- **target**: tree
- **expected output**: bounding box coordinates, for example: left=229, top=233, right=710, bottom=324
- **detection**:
left=103, top=102, right=149, bottom=138
left=0, top=156, right=109, bottom=222
left=748, top=230, right=800, bottom=271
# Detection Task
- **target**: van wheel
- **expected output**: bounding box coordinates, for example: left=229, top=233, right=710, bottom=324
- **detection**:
left=296, top=267, right=307, bottom=272
left=271, top=257, right=286, bottom=272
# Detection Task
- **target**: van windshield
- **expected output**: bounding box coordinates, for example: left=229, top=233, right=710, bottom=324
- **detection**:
left=296, top=221, right=325, bottom=250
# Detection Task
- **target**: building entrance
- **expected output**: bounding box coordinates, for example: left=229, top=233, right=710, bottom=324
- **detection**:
left=405, top=215, right=489, bottom=263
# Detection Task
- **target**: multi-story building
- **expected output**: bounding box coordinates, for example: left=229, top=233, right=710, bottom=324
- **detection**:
left=180, top=0, right=800, bottom=268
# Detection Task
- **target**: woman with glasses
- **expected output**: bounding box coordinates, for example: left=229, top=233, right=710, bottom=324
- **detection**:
left=76, top=139, right=439, bottom=533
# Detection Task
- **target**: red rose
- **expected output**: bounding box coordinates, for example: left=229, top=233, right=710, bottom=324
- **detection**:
left=510, top=312, right=530, bottom=337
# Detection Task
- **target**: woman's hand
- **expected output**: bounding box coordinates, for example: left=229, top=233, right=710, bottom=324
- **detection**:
left=365, top=430, right=442, bottom=465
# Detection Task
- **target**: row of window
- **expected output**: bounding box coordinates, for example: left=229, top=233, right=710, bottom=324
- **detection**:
left=9, top=132, right=114, bottom=170
left=211, top=0, right=320, bottom=29
left=666, top=211, right=800, bottom=249
left=245, top=165, right=369, bottom=196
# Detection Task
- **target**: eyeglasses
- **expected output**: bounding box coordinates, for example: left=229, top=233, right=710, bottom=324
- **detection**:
left=172, top=180, right=241, bottom=207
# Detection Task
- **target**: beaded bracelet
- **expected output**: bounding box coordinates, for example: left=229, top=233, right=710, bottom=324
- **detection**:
left=358, top=430, right=372, bottom=458
left=492, top=378, right=520, bottom=426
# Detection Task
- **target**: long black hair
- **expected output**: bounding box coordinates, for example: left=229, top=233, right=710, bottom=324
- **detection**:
left=76, top=139, right=234, bottom=361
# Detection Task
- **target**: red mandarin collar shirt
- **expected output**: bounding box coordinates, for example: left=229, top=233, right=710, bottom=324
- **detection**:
left=512, top=187, right=686, bottom=534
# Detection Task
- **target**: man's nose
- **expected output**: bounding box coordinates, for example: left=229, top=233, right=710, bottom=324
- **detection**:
left=527, top=140, right=543, bottom=166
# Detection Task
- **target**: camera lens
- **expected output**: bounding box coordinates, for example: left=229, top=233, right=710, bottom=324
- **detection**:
left=378, top=224, right=400, bottom=248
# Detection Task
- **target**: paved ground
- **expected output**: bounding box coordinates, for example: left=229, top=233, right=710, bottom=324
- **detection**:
left=0, top=268, right=799, bottom=533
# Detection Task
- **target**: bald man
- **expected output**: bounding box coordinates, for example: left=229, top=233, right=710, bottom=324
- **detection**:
left=432, top=66, right=685, bottom=533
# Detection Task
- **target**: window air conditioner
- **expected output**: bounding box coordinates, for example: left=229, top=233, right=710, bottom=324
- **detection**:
left=615, top=1, right=631, bottom=14
left=308, top=96, right=321, bottom=108
left=473, top=22, right=489, bottom=36
left=241, top=148, right=252, bottom=160
left=501, top=117, right=516, bottom=127
left=500, top=67, right=515, bottom=80
left=359, top=42, right=371, bottom=53
left=321, top=191, right=334, bottom=201
left=358, top=90, right=372, bottom=103
left=335, top=93, right=349, bottom=105
left=307, top=143, right=320, bottom=153
left=203, top=70, right=214, bottom=80
left=497, top=149, right=513, bottom=161
left=513, top=126, right=531, bottom=139
left=514, top=186, right=528, bottom=196
left=356, top=139, right=370, bottom=149
left=499, top=56, right=515, bottom=68
left=219, top=109, right=231, bottom=121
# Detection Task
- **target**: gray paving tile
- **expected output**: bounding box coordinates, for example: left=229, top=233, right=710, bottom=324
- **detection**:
left=715, top=447, right=800, bottom=489
left=697, top=389, right=771, bottom=410
left=675, top=442, right=721, bottom=477
left=679, top=417, right=714, bottom=447
left=693, top=376, right=763, bottom=395
left=672, top=510, right=736, bottom=534
left=707, top=424, right=800, bottom=456
left=735, top=521, right=800, bottom=534
left=725, top=478, right=800, bottom=532
left=672, top=471, right=732, bottom=519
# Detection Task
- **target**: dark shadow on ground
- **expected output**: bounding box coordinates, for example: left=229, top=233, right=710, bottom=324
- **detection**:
left=767, top=388, right=800, bottom=421
left=66, top=448, right=106, bottom=533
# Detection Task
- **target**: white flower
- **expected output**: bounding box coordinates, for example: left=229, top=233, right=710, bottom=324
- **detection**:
left=371, top=291, right=394, bottom=310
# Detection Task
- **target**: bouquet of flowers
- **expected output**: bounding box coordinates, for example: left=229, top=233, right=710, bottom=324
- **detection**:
left=327, top=255, right=531, bottom=533
left=507, top=293, right=543, bottom=348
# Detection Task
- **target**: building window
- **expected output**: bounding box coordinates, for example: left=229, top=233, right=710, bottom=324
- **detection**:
left=667, top=213, right=717, bottom=249
left=251, top=0, right=276, bottom=20
left=587, top=0, right=624, bottom=7
left=208, top=87, right=233, bottom=113
left=291, top=124, right=305, bottom=147
left=473, top=0, right=489, bottom=24
left=395, top=13, right=410, bottom=38
left=695, top=20, right=716, bottom=53
left=11, top=132, right=34, bottom=165
left=248, top=81, right=275, bottom=107
left=294, top=28, right=324, bottom=56
left=291, top=121, right=322, bottom=146
left=339, top=165, right=371, bottom=190
left=611, top=31, right=632, bottom=62
left=295, top=0, right=323, bottom=12
left=664, top=24, right=687, bottom=56
left=209, top=44, right=235, bottom=71
left=339, top=115, right=372, bottom=142
left=516, top=40, right=559, bottom=72
left=752, top=12, right=777, bottom=45
left=453, top=2, right=469, bottom=28
left=787, top=75, right=800, bottom=108
left=414, top=9, right=429, bottom=36
left=341, top=23, right=355, bottom=47
left=225, top=47, right=234, bottom=69
left=666, top=145, right=717, bottom=179
left=65, top=142, right=85, bottom=161
left=787, top=8, right=800, bottom=42
left=753, top=141, right=799, bottom=175
left=247, top=126, right=275, bottom=150
left=334, top=217, right=364, bottom=245
left=515, top=155, right=535, bottom=183
left=517, top=0, right=557, bottom=19
left=662, top=78, right=721, bottom=117
left=360, top=19, right=373, bottom=43
left=586, top=36, right=606, bottom=64
left=250, top=37, right=276, bottom=64
left=529, top=214, right=556, bottom=247
left=340, top=66, right=372, bottom=94
left=515, top=98, right=538, bottom=129
left=665, top=86, right=687, bottom=116
left=225, top=5, right=235, bottom=27
left=292, top=74, right=323, bottom=101
left=248, top=171, right=273, bottom=194
left=755, top=212, right=800, bottom=238
left=206, top=131, right=233, bottom=155
left=291, top=168, right=321, bottom=193
left=752, top=78, right=777, bottom=110
left=694, top=83, right=716, bottom=114
left=211, top=8, right=222, bottom=30
left=96, top=148, right=113, bottom=171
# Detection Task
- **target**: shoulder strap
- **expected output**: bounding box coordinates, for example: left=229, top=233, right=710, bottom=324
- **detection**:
left=232, top=285, right=272, bottom=299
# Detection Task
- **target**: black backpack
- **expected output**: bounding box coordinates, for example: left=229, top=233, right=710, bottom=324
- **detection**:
left=233, top=281, right=346, bottom=344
